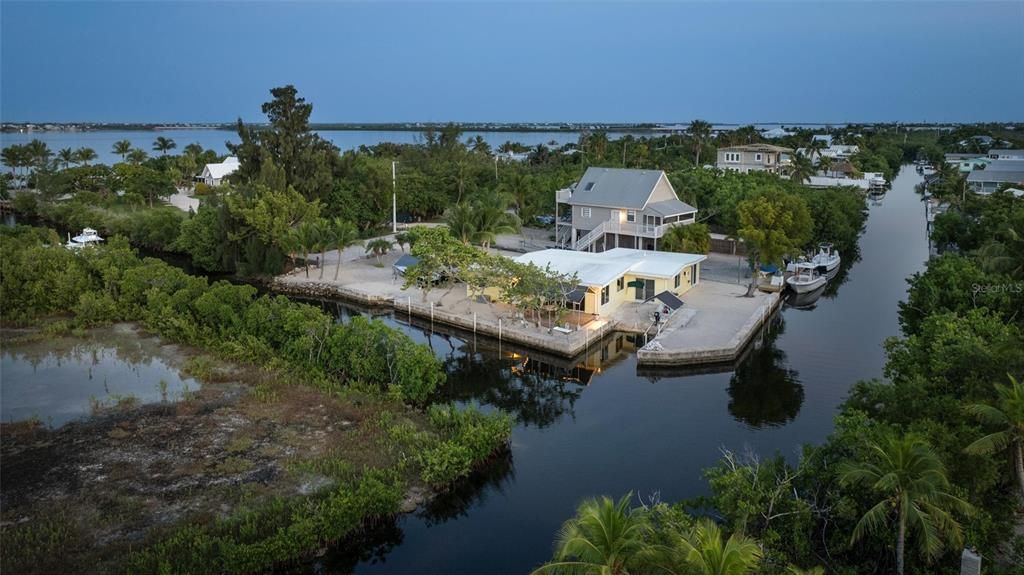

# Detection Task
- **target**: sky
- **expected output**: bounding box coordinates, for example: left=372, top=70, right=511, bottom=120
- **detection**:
left=1, top=1, right=1022, bottom=124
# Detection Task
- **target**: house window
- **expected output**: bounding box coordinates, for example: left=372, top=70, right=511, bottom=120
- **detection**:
left=674, top=273, right=681, bottom=288
left=626, top=210, right=636, bottom=222
left=724, top=152, right=741, bottom=163
left=755, top=153, right=762, bottom=162
left=581, top=207, right=591, bottom=218
left=601, top=285, right=610, bottom=305
left=617, top=277, right=624, bottom=291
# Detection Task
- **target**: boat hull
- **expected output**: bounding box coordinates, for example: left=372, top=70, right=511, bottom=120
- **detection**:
left=786, top=276, right=827, bottom=293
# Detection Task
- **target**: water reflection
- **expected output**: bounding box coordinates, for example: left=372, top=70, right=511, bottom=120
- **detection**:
left=726, top=314, right=804, bottom=428
left=416, top=450, right=515, bottom=526
left=1, top=329, right=199, bottom=427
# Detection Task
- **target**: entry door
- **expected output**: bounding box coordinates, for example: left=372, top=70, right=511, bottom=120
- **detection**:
left=635, top=279, right=655, bottom=300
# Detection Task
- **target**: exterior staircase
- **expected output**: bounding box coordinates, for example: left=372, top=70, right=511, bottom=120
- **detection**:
left=573, top=221, right=609, bottom=251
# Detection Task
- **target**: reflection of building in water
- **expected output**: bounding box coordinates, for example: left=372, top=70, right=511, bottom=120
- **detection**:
left=506, top=333, right=646, bottom=385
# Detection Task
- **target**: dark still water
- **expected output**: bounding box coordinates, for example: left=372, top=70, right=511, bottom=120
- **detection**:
left=304, top=168, right=928, bottom=574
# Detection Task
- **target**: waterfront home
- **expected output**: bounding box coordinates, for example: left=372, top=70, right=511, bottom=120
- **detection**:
left=761, top=127, right=794, bottom=139
left=490, top=247, right=705, bottom=317
left=967, top=159, right=1024, bottom=194
left=796, top=144, right=860, bottom=161
left=715, top=144, right=793, bottom=174
left=987, top=149, right=1024, bottom=160
left=554, top=167, right=697, bottom=252
left=199, top=156, right=240, bottom=186
left=943, top=154, right=993, bottom=173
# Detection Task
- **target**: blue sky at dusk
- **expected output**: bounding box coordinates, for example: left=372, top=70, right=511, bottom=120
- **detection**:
left=2, top=1, right=1022, bottom=124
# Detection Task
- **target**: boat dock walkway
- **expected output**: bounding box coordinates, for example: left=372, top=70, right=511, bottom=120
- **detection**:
left=636, top=281, right=781, bottom=366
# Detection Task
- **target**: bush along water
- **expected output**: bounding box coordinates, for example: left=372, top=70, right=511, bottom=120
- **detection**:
left=0, top=225, right=512, bottom=573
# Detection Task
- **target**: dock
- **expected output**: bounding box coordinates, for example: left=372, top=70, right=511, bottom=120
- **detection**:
left=270, top=247, right=780, bottom=366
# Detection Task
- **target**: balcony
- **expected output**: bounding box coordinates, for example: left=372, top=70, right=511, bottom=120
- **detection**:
left=555, top=188, right=572, bottom=204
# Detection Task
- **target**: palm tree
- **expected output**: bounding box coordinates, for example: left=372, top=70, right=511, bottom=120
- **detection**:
left=469, top=135, right=492, bottom=156
left=965, top=373, right=1024, bottom=499
left=365, top=238, right=393, bottom=265
left=817, top=156, right=834, bottom=177
left=127, top=148, right=148, bottom=165
left=530, top=494, right=651, bottom=575
left=664, top=517, right=762, bottom=575
left=788, top=152, right=814, bottom=184
left=312, top=219, right=331, bottom=279
left=26, top=139, right=52, bottom=170
left=112, top=140, right=132, bottom=161
left=73, top=147, right=97, bottom=166
left=330, top=219, right=361, bottom=281
left=687, top=119, right=713, bottom=167
left=153, top=136, right=177, bottom=156
left=394, top=231, right=412, bottom=253
left=977, top=225, right=1024, bottom=280
left=294, top=220, right=321, bottom=278
left=806, top=138, right=827, bottom=161
left=444, top=202, right=477, bottom=245
left=838, top=434, right=973, bottom=575
left=472, top=198, right=519, bottom=249
left=57, top=148, right=75, bottom=169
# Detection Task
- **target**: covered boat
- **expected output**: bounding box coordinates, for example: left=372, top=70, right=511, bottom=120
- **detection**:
left=66, top=228, right=104, bottom=249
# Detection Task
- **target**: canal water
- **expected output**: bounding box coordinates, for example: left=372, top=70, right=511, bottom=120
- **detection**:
left=311, top=167, right=927, bottom=574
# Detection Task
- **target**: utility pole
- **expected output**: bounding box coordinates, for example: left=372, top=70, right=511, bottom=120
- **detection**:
left=392, top=160, right=398, bottom=233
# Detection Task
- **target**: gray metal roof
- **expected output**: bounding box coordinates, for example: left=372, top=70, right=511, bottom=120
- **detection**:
left=967, top=160, right=1024, bottom=183
left=646, top=198, right=697, bottom=217
left=566, top=167, right=665, bottom=209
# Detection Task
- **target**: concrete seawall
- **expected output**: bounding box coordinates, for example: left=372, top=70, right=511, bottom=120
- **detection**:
left=636, top=291, right=781, bottom=366
left=271, top=279, right=614, bottom=358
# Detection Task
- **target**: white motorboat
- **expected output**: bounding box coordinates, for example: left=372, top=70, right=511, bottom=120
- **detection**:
left=809, top=242, right=840, bottom=273
left=66, top=227, right=104, bottom=249
left=786, top=262, right=827, bottom=294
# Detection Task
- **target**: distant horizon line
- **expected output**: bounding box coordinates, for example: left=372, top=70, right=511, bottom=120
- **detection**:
left=4, top=119, right=1022, bottom=129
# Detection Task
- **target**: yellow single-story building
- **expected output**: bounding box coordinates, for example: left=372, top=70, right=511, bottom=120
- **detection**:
left=503, top=247, right=705, bottom=317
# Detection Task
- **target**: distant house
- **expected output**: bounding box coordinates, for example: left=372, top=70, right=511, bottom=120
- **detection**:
left=762, top=127, right=794, bottom=139
left=492, top=247, right=705, bottom=317
left=812, top=134, right=834, bottom=146
left=199, top=156, right=240, bottom=186
left=797, top=144, right=860, bottom=161
left=716, top=144, right=793, bottom=174
left=987, top=149, right=1024, bottom=160
left=555, top=167, right=698, bottom=252
left=967, top=160, right=1024, bottom=194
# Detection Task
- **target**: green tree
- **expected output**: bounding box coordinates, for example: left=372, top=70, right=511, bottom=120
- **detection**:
left=736, top=189, right=812, bottom=296
left=329, top=219, right=361, bottom=281
left=73, top=147, right=97, bottom=166
left=817, top=155, right=833, bottom=177
left=661, top=223, right=709, bottom=254
left=688, top=119, right=713, bottom=166
left=293, top=220, right=321, bottom=278
left=365, top=238, right=393, bottom=265
left=666, top=517, right=762, bottom=575
left=788, top=152, right=814, bottom=184
left=113, top=140, right=132, bottom=161
left=127, top=148, right=148, bottom=165
left=57, top=148, right=75, bottom=169
left=153, top=136, right=177, bottom=156
left=530, top=494, right=651, bottom=575
left=838, top=434, right=973, bottom=575
left=965, top=374, right=1024, bottom=499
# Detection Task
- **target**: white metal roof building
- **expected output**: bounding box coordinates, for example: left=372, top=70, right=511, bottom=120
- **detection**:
left=509, top=248, right=707, bottom=316
left=199, top=156, right=240, bottom=186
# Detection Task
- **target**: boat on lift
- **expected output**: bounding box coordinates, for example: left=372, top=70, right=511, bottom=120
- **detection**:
left=808, top=242, right=840, bottom=273
left=66, top=228, right=104, bottom=249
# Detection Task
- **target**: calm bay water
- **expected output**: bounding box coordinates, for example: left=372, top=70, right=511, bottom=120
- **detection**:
left=0, top=129, right=585, bottom=167
left=299, top=168, right=928, bottom=573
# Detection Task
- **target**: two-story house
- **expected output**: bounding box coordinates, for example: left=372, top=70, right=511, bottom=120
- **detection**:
left=554, top=167, right=697, bottom=252
left=716, top=144, right=793, bottom=174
